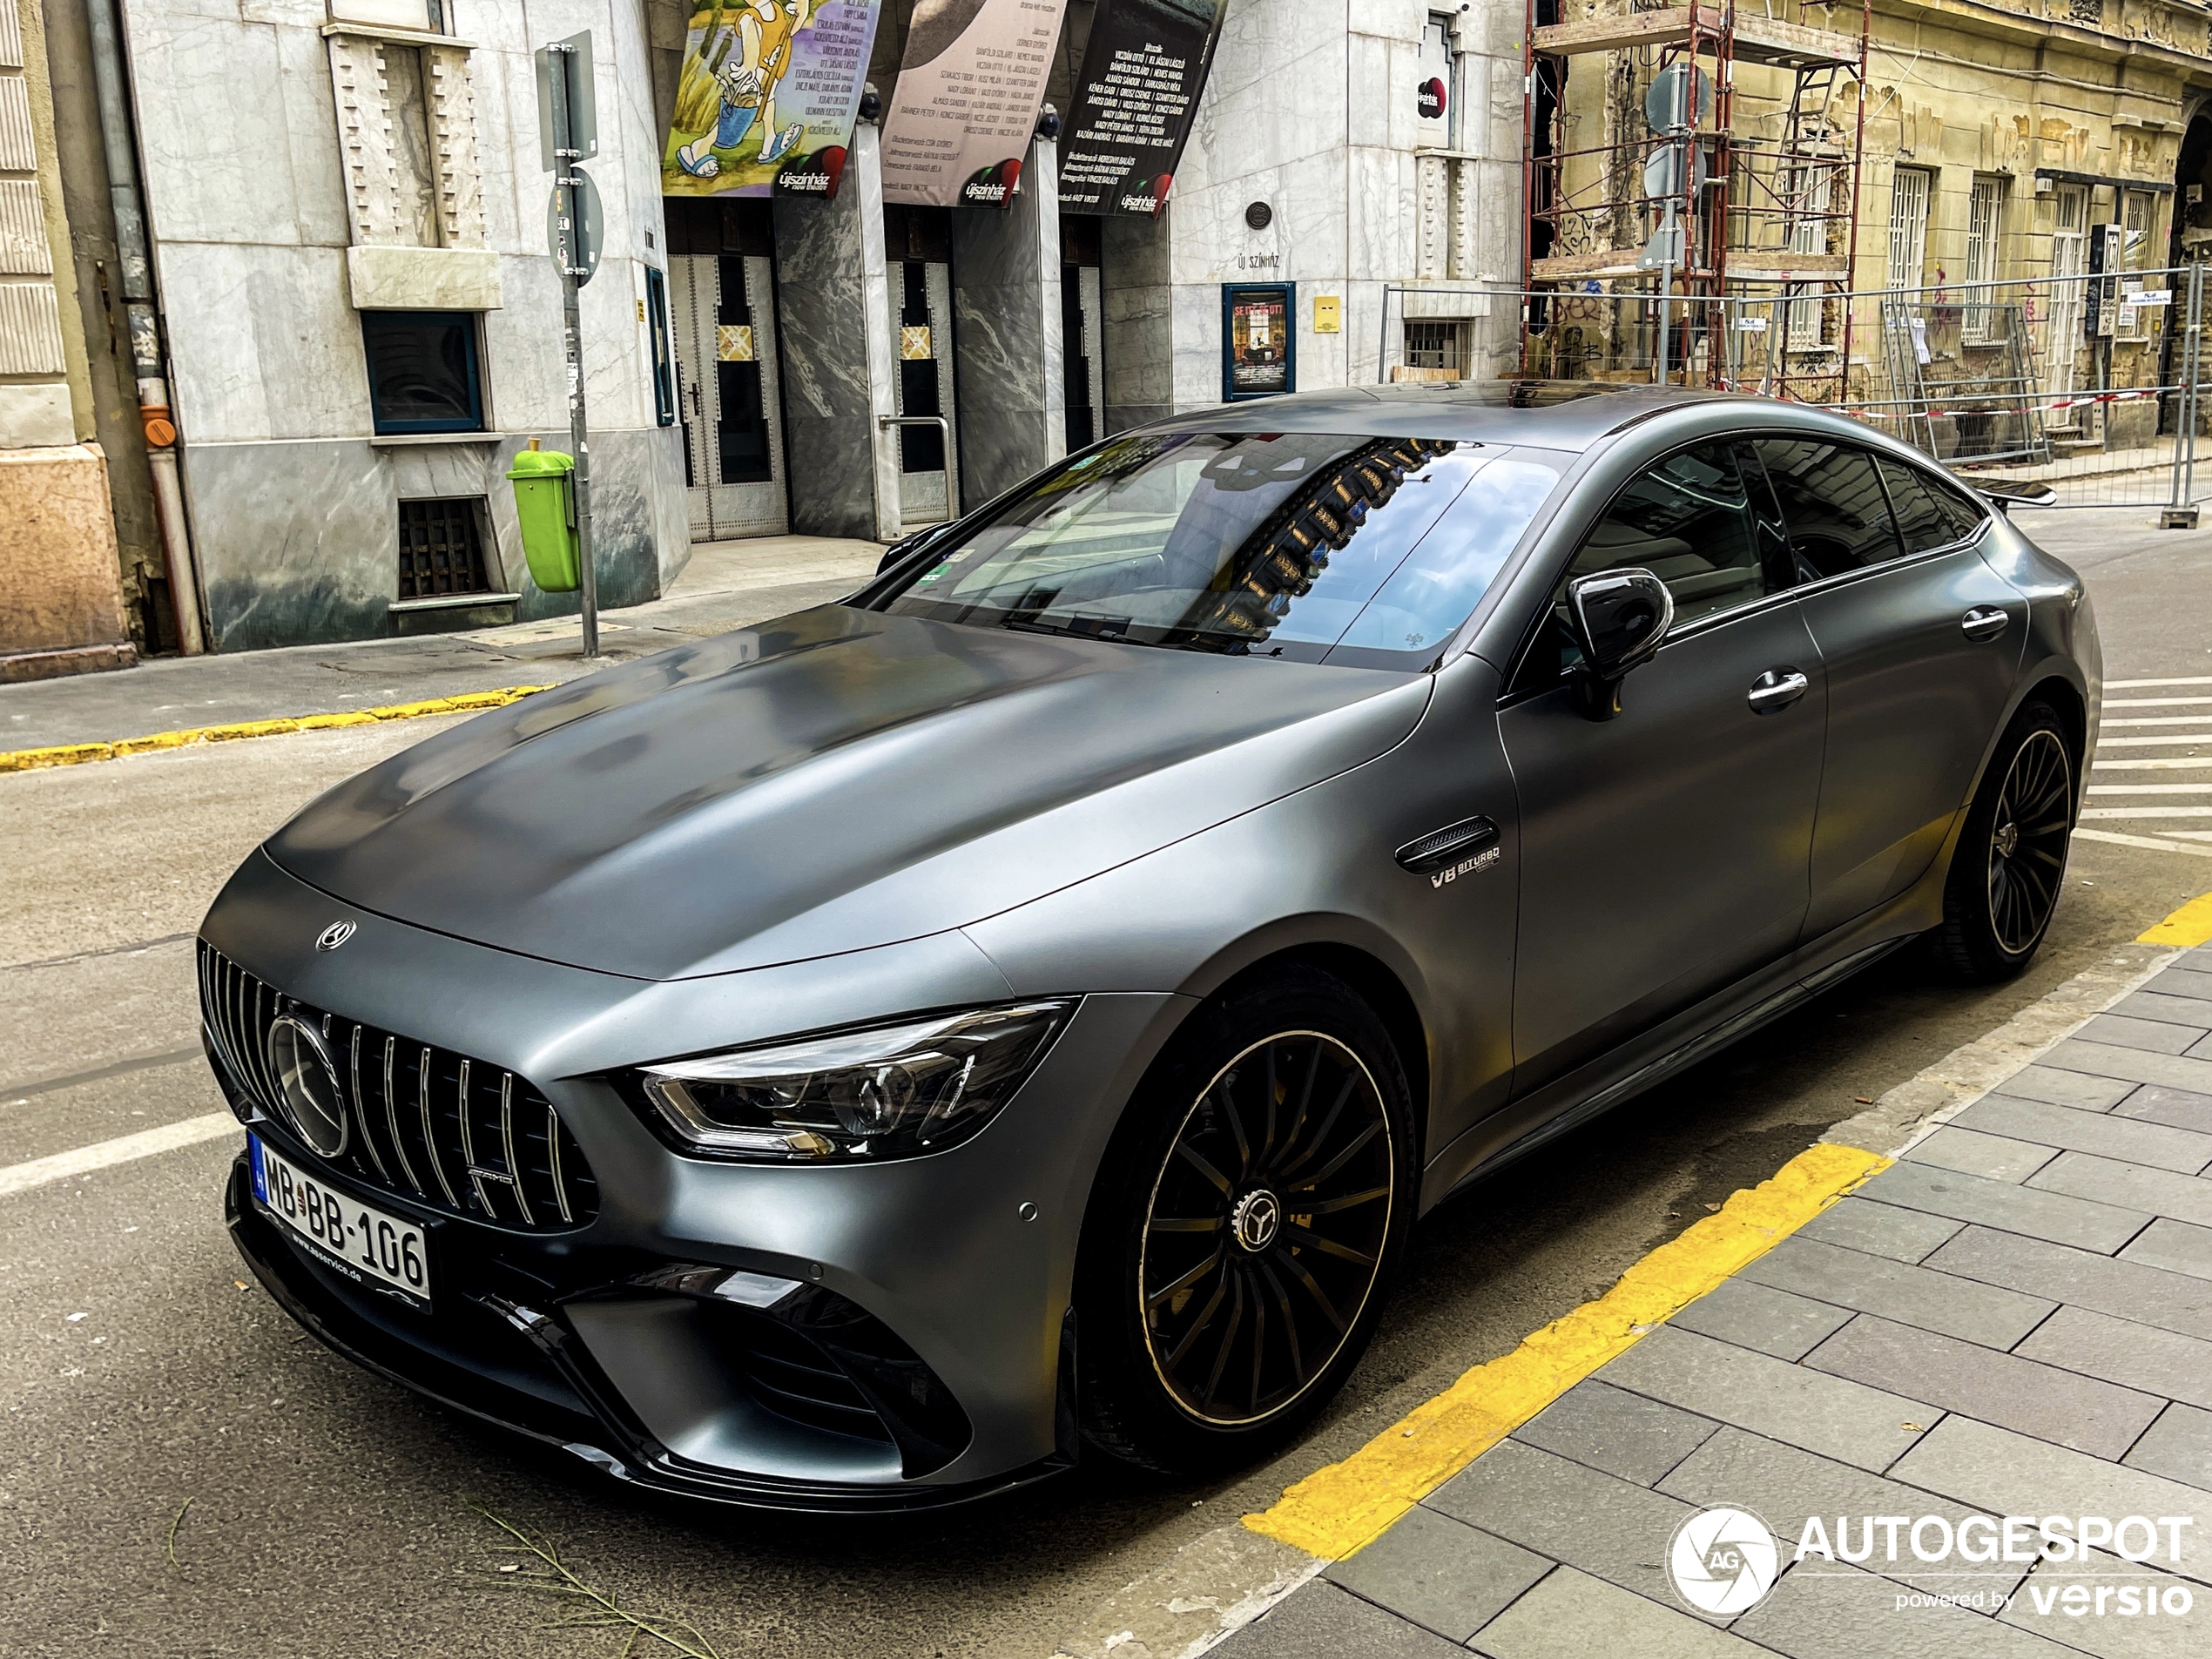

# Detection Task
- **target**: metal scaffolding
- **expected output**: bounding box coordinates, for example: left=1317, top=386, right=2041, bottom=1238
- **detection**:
left=1520, top=0, right=1871, bottom=396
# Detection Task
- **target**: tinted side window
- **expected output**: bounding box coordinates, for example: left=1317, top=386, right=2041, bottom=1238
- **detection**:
left=1923, top=469, right=1990, bottom=544
left=1754, top=439, right=1902, bottom=578
left=1521, top=442, right=1777, bottom=684
left=1878, top=455, right=1985, bottom=555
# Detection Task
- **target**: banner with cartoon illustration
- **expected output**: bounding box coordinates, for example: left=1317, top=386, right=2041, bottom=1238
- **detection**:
left=878, top=0, right=1069, bottom=208
left=662, top=0, right=884, bottom=199
left=1059, top=0, right=1224, bottom=216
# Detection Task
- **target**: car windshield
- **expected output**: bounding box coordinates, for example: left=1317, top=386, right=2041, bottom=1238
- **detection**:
left=877, top=431, right=1564, bottom=665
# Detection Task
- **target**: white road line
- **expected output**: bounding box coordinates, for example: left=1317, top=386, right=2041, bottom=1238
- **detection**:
left=0, top=1113, right=238, bottom=1199
left=2095, top=736, right=2212, bottom=747
left=2081, top=806, right=2212, bottom=819
left=2087, top=784, right=2212, bottom=793
left=2101, top=717, right=2212, bottom=727
left=2074, top=828, right=2212, bottom=857
left=2094, top=759, right=2212, bottom=770
left=2107, top=676, right=2212, bottom=688
left=2105, top=697, right=2212, bottom=708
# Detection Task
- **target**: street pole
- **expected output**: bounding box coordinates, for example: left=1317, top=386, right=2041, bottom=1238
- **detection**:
left=546, top=41, right=599, bottom=658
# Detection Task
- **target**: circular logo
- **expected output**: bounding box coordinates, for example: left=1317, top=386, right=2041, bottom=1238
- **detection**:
left=315, top=921, right=356, bottom=952
left=265, top=1014, right=349, bottom=1158
left=1669, top=1506, right=1779, bottom=1616
left=1230, top=1190, right=1281, bottom=1252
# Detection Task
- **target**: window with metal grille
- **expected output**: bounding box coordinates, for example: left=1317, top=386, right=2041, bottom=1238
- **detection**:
left=1887, top=168, right=1931, bottom=293
left=1963, top=176, right=2005, bottom=341
left=1404, top=320, right=1463, bottom=373
left=396, top=497, right=492, bottom=600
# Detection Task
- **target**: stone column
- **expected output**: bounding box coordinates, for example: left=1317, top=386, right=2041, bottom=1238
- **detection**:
left=774, top=121, right=900, bottom=541
left=951, top=138, right=1066, bottom=509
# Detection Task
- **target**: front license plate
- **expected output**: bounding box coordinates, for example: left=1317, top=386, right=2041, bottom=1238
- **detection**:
left=251, top=1134, right=431, bottom=1305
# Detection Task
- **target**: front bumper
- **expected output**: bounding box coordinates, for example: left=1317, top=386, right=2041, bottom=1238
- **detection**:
left=225, top=1151, right=1072, bottom=1512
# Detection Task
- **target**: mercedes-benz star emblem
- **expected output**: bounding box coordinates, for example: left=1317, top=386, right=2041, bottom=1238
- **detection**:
left=1231, top=1189, right=1282, bottom=1253
left=265, top=1013, right=349, bottom=1158
left=315, top=921, right=356, bottom=952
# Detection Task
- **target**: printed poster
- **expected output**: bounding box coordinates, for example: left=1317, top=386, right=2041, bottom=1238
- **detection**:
left=1059, top=0, right=1225, bottom=216
left=662, top=0, right=885, bottom=199
left=879, top=0, right=1069, bottom=208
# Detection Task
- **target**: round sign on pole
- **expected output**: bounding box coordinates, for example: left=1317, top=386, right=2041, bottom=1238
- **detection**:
left=1643, top=63, right=1712, bottom=133
left=547, top=165, right=603, bottom=287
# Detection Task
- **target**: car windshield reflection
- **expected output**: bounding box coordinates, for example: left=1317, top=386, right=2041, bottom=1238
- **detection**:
left=878, top=431, right=1563, bottom=665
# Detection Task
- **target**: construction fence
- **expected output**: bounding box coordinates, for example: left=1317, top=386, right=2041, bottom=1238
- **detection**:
left=1386, top=265, right=2212, bottom=513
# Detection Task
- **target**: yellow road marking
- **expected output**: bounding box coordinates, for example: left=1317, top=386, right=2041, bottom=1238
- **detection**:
left=2140, top=889, right=2212, bottom=948
left=0, top=686, right=553, bottom=776
left=1242, top=1141, right=1889, bottom=1561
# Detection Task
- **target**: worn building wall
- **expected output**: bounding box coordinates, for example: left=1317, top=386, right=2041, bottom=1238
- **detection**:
left=0, top=0, right=132, bottom=680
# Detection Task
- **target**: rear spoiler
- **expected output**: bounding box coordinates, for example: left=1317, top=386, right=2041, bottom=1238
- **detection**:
left=1975, top=480, right=2057, bottom=516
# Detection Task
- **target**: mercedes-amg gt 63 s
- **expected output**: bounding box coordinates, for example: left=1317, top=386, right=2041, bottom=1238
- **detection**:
left=202, top=383, right=2096, bottom=1509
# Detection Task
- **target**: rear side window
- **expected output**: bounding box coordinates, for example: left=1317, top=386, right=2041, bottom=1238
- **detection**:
left=1878, top=455, right=1987, bottom=554
left=1753, top=439, right=1901, bottom=578
left=1519, top=441, right=1780, bottom=685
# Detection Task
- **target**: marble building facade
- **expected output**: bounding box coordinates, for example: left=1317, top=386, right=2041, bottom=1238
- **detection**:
left=99, top=0, right=686, bottom=652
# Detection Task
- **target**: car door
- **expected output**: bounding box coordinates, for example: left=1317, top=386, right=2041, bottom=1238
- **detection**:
left=1500, top=439, right=1826, bottom=1091
left=1752, top=438, right=2027, bottom=938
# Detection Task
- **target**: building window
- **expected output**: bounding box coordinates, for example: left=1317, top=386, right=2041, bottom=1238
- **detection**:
left=1886, top=168, right=1931, bottom=293
left=1963, top=176, right=2004, bottom=341
left=362, top=311, right=484, bottom=435
left=395, top=498, right=492, bottom=599
left=1404, top=320, right=1464, bottom=378
left=2122, top=189, right=2154, bottom=268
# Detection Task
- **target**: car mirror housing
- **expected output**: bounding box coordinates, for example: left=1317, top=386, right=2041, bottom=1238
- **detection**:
left=1565, top=567, right=1674, bottom=721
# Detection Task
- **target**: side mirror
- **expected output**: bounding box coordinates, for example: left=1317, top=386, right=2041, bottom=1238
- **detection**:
left=1565, top=567, right=1674, bottom=720
left=875, top=524, right=948, bottom=576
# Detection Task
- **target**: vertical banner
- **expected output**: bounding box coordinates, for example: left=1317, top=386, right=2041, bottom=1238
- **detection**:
left=1058, top=0, right=1226, bottom=217
left=879, top=0, right=1069, bottom=207
left=663, top=0, right=886, bottom=199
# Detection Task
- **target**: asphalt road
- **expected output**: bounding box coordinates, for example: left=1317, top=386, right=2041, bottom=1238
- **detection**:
left=3, top=509, right=2210, bottom=1659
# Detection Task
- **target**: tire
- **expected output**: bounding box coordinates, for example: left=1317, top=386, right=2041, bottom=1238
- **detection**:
left=1931, top=700, right=2076, bottom=983
left=1074, top=967, right=1416, bottom=1474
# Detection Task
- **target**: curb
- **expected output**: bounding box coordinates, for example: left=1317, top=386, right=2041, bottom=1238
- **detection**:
left=0, top=685, right=553, bottom=776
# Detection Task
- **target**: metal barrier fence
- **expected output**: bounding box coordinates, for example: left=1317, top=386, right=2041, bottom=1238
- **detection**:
left=1393, top=266, right=2212, bottom=517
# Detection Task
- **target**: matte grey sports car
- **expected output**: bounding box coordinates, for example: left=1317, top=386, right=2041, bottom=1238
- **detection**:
left=203, top=383, right=2097, bottom=1509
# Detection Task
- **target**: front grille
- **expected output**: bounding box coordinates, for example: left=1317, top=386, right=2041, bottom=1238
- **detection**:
left=199, top=942, right=599, bottom=1232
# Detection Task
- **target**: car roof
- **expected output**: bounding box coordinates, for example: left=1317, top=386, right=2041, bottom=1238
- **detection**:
left=1143, top=382, right=1757, bottom=453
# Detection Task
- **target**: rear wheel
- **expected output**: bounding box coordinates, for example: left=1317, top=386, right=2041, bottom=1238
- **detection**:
left=1075, top=969, right=1414, bottom=1474
left=1931, top=701, right=2074, bottom=981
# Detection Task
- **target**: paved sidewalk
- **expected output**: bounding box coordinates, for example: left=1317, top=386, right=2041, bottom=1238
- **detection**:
left=0, top=535, right=880, bottom=752
left=1218, top=950, right=2212, bottom=1658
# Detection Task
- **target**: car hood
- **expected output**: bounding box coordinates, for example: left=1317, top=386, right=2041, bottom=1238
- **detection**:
left=264, top=606, right=1430, bottom=980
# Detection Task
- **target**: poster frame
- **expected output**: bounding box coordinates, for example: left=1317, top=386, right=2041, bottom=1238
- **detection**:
left=1221, top=281, right=1297, bottom=402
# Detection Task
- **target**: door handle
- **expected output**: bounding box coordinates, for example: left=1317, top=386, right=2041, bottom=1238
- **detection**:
left=1961, top=605, right=2010, bottom=642
left=1747, top=668, right=1810, bottom=713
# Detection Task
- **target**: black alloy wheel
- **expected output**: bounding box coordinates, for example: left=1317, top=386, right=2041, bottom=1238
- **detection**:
left=1140, top=1031, right=1394, bottom=1426
left=1986, top=727, right=2072, bottom=954
left=1076, top=968, right=1413, bottom=1474
left=1933, top=700, right=2075, bottom=981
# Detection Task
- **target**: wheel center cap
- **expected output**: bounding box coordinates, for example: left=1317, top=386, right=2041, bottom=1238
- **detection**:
left=1995, top=822, right=2020, bottom=858
left=1231, top=1190, right=1282, bottom=1253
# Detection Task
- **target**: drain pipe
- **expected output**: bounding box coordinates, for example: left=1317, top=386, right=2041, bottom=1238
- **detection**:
left=84, top=0, right=204, bottom=654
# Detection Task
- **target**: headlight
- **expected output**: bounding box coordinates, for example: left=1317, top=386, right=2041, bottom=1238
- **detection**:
left=637, top=1001, right=1074, bottom=1162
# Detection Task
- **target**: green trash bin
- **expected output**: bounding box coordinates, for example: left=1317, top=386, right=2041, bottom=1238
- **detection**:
left=508, top=447, right=580, bottom=593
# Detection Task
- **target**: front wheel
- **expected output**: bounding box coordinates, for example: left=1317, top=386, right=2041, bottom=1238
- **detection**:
left=1931, top=701, right=2075, bottom=981
left=1074, top=969, right=1415, bottom=1474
